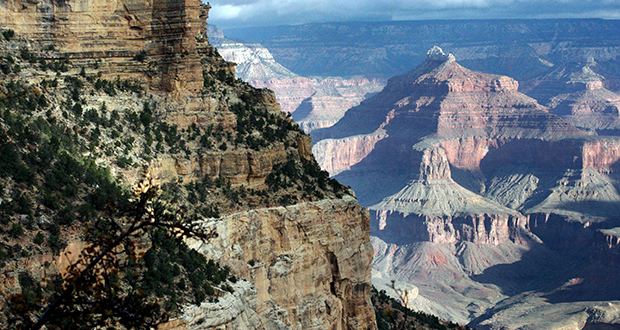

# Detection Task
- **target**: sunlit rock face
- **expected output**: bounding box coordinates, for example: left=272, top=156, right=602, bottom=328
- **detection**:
left=1, top=0, right=210, bottom=94
left=314, top=46, right=620, bottom=328
left=209, top=27, right=386, bottom=132
left=0, top=2, right=378, bottom=329
left=312, top=46, right=589, bottom=203
left=186, top=196, right=376, bottom=330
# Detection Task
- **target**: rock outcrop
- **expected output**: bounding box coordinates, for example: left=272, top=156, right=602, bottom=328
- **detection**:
left=1, top=0, right=213, bottom=94
left=312, top=46, right=589, bottom=202
left=523, top=61, right=620, bottom=133
left=224, top=19, right=620, bottom=82
left=209, top=28, right=386, bottom=131
left=312, top=46, right=620, bottom=328
left=0, top=2, right=377, bottom=329
left=164, top=281, right=264, bottom=330
left=186, top=196, right=375, bottom=330
left=371, top=147, right=528, bottom=246
left=291, top=77, right=386, bottom=133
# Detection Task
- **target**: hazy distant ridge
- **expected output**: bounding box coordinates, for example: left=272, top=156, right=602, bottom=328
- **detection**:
left=224, top=19, right=620, bottom=79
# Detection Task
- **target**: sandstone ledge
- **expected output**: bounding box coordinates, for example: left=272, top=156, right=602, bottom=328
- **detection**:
left=185, top=196, right=377, bottom=330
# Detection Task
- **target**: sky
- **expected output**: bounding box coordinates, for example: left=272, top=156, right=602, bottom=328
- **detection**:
left=205, top=0, right=620, bottom=29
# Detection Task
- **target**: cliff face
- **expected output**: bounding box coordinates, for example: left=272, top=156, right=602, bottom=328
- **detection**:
left=223, top=19, right=620, bottom=81
left=224, top=19, right=620, bottom=136
left=371, top=147, right=528, bottom=246
left=186, top=196, right=374, bottom=330
left=208, top=29, right=386, bottom=132
left=312, top=46, right=589, bottom=204
left=312, top=47, right=620, bottom=328
left=291, top=76, right=386, bottom=133
left=583, top=138, right=620, bottom=171
left=0, top=0, right=211, bottom=94
left=523, top=62, right=620, bottom=133
left=0, top=2, right=376, bottom=329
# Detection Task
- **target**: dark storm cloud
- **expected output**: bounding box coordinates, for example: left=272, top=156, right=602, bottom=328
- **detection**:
left=206, top=0, right=620, bottom=28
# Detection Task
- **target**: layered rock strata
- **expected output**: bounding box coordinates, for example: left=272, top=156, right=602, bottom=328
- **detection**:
left=312, top=46, right=589, bottom=199
left=186, top=196, right=375, bottom=330
left=291, top=77, right=386, bottom=133
left=313, top=46, right=620, bottom=328
left=0, top=2, right=377, bottom=329
left=0, top=0, right=212, bottom=94
left=524, top=61, right=620, bottom=133
left=209, top=28, right=385, bottom=131
left=224, top=19, right=620, bottom=82
left=371, top=147, right=528, bottom=246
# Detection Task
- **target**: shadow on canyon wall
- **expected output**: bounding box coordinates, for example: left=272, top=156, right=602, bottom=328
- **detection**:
left=472, top=209, right=620, bottom=304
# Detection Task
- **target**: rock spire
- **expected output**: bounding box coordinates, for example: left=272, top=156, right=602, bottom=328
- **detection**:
left=426, top=46, right=456, bottom=63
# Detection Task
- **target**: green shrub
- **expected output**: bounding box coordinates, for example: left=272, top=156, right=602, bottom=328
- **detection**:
left=132, top=51, right=147, bottom=62
left=116, top=156, right=133, bottom=169
left=9, top=222, right=24, bottom=238
left=2, top=29, right=15, bottom=41
left=137, top=230, right=233, bottom=311
left=33, top=232, right=45, bottom=245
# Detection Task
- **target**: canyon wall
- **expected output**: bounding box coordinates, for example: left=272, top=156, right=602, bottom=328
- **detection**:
left=0, top=0, right=211, bottom=94
left=214, top=19, right=620, bottom=328
left=185, top=196, right=375, bottom=330
left=0, top=2, right=377, bottom=329
left=223, top=20, right=620, bottom=137
left=223, top=19, right=620, bottom=81
left=209, top=28, right=386, bottom=132
left=312, top=47, right=620, bottom=328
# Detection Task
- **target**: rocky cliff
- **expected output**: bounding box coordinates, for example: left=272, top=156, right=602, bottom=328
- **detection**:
left=1, top=0, right=212, bottom=94
left=224, top=19, right=620, bottom=135
left=371, top=147, right=528, bottom=246
left=523, top=61, right=620, bottom=134
left=208, top=28, right=386, bottom=132
left=223, top=19, right=620, bottom=81
left=207, top=25, right=315, bottom=114
left=185, top=196, right=374, bottom=329
left=0, top=1, right=376, bottom=329
left=312, top=46, right=589, bottom=198
left=313, top=47, right=620, bottom=328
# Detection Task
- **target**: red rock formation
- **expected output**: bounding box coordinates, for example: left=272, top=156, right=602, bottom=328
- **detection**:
left=524, top=62, right=620, bottom=132
left=313, top=46, right=589, bottom=203
left=582, top=138, right=620, bottom=172
left=209, top=31, right=387, bottom=128
left=252, top=77, right=316, bottom=113
left=0, top=3, right=379, bottom=329
left=438, top=138, right=497, bottom=169
left=372, top=211, right=527, bottom=246
left=313, top=131, right=387, bottom=175
left=308, top=49, right=620, bottom=328
left=370, top=147, right=528, bottom=246
left=292, top=76, right=386, bottom=132
left=410, top=48, right=584, bottom=140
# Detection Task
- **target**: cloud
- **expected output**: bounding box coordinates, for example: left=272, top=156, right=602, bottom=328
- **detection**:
left=205, top=0, right=620, bottom=28
left=211, top=4, right=244, bottom=20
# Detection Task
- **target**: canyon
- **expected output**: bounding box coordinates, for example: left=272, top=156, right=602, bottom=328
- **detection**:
left=4, top=4, right=620, bottom=329
left=209, top=26, right=386, bottom=133
left=213, top=21, right=620, bottom=327
left=224, top=19, right=620, bottom=82
left=310, top=47, right=620, bottom=328
left=219, top=19, right=620, bottom=137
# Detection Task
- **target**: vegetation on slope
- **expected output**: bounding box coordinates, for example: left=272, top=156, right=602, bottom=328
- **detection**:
left=0, top=76, right=236, bottom=328
left=0, top=27, right=349, bottom=328
left=372, top=288, right=471, bottom=330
